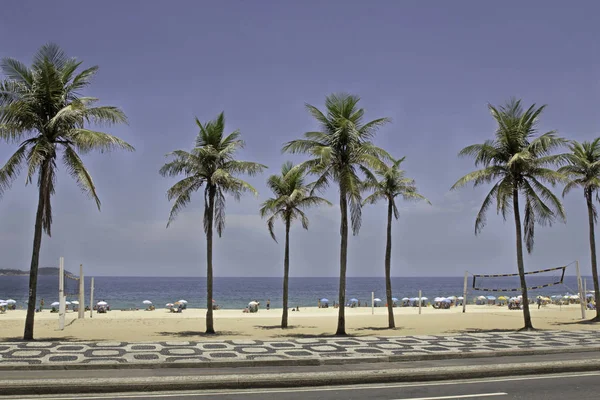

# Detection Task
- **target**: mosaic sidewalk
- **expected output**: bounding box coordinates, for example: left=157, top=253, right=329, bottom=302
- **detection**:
left=1, top=330, right=600, bottom=367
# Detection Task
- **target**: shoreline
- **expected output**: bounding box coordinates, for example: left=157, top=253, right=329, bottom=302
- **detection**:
left=1, top=304, right=595, bottom=342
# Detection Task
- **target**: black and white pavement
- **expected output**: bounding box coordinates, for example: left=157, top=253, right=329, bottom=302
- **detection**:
left=1, top=330, right=600, bottom=367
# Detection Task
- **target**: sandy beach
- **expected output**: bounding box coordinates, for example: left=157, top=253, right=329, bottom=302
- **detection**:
left=0, top=304, right=595, bottom=342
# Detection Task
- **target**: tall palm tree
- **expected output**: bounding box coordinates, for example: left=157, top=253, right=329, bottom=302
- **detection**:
left=362, top=156, right=430, bottom=329
left=160, top=112, right=266, bottom=334
left=0, top=43, right=133, bottom=340
left=259, top=162, right=331, bottom=328
left=283, top=93, right=390, bottom=335
left=451, top=99, right=566, bottom=330
left=559, top=138, right=600, bottom=321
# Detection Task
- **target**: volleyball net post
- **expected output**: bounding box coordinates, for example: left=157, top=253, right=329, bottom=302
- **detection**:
left=78, top=264, right=85, bottom=320
left=58, top=257, right=65, bottom=331
left=462, top=271, right=469, bottom=313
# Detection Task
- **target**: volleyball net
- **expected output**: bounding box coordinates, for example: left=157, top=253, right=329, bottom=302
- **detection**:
left=471, top=264, right=568, bottom=292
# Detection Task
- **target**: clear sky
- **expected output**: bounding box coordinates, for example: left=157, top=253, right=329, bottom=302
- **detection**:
left=0, top=1, right=598, bottom=277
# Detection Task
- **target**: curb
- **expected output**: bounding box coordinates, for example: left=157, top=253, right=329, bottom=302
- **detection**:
left=1, top=345, right=600, bottom=371
left=3, top=358, right=600, bottom=396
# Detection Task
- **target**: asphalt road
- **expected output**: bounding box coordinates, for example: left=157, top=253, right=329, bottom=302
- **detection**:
left=4, top=372, right=600, bottom=400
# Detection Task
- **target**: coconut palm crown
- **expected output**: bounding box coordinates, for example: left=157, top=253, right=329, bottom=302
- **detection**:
left=159, top=112, right=266, bottom=334
left=559, top=138, right=600, bottom=320
left=0, top=43, right=133, bottom=340
left=451, top=98, right=566, bottom=330
left=282, top=93, right=391, bottom=335
left=363, top=156, right=430, bottom=329
left=259, top=161, right=331, bottom=328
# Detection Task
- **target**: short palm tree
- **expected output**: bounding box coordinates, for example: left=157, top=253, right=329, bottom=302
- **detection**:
left=259, top=162, right=331, bottom=328
left=362, top=156, right=430, bottom=329
left=283, top=93, right=390, bottom=335
left=559, top=138, right=600, bottom=321
left=0, top=43, right=133, bottom=340
left=160, top=112, right=266, bottom=334
left=451, top=99, right=566, bottom=330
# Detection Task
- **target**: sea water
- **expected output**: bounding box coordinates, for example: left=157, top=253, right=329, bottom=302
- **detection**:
left=0, top=275, right=588, bottom=310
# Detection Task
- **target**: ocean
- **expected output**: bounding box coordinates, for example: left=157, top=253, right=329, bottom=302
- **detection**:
left=0, top=275, right=589, bottom=310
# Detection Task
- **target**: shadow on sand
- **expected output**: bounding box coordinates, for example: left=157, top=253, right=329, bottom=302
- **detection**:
left=255, top=325, right=317, bottom=330
left=156, top=330, right=247, bottom=339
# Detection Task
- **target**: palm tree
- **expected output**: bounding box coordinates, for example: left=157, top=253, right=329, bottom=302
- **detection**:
left=160, top=112, right=266, bottom=334
left=362, top=156, right=430, bottom=329
left=259, top=162, right=331, bottom=328
left=451, top=99, right=566, bottom=330
left=283, top=93, right=390, bottom=335
left=0, top=43, right=133, bottom=340
left=559, top=138, right=600, bottom=321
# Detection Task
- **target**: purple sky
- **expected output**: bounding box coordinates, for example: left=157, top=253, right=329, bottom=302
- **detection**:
left=0, top=0, right=599, bottom=277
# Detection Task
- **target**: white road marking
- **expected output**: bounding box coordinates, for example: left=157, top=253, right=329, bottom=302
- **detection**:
left=390, top=393, right=507, bottom=400
left=6, top=371, right=600, bottom=400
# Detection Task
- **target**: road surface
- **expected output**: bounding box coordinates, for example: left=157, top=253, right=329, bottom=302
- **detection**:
left=3, top=371, right=600, bottom=400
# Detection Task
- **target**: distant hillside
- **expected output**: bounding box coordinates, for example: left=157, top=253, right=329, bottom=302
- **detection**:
left=0, top=267, right=73, bottom=276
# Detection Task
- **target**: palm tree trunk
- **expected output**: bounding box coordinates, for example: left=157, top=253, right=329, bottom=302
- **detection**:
left=513, top=188, right=533, bottom=330
left=281, top=217, right=291, bottom=329
left=23, top=163, right=49, bottom=340
left=205, top=187, right=216, bottom=334
left=585, top=190, right=600, bottom=321
left=385, top=199, right=395, bottom=329
left=336, top=187, right=348, bottom=336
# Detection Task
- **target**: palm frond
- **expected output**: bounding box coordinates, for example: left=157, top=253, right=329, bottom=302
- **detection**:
left=62, top=145, right=100, bottom=209
left=0, top=143, right=28, bottom=197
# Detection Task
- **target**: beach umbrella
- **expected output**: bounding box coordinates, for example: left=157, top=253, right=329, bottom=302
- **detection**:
left=71, top=300, right=79, bottom=305
left=486, top=296, right=496, bottom=300
left=392, top=297, right=398, bottom=302
left=457, top=296, right=464, bottom=300
left=320, top=298, right=329, bottom=303
left=166, top=303, right=174, bottom=307
left=51, top=301, right=60, bottom=307
left=442, top=298, right=451, bottom=303
left=97, top=301, right=108, bottom=306
left=6, top=299, right=16, bottom=304
left=402, top=297, right=409, bottom=301
left=349, top=298, right=358, bottom=303
left=0, top=302, right=7, bottom=307
left=421, top=297, right=428, bottom=301
left=498, top=296, right=507, bottom=300
left=143, top=300, right=152, bottom=305
left=178, top=299, right=188, bottom=304
left=373, top=298, right=382, bottom=302
left=248, top=301, right=258, bottom=306
left=65, top=301, right=71, bottom=306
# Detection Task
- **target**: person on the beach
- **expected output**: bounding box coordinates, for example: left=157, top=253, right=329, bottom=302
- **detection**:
left=537, top=297, right=542, bottom=309
left=318, top=299, right=321, bottom=308
left=40, top=298, right=44, bottom=312
left=266, top=299, right=270, bottom=310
